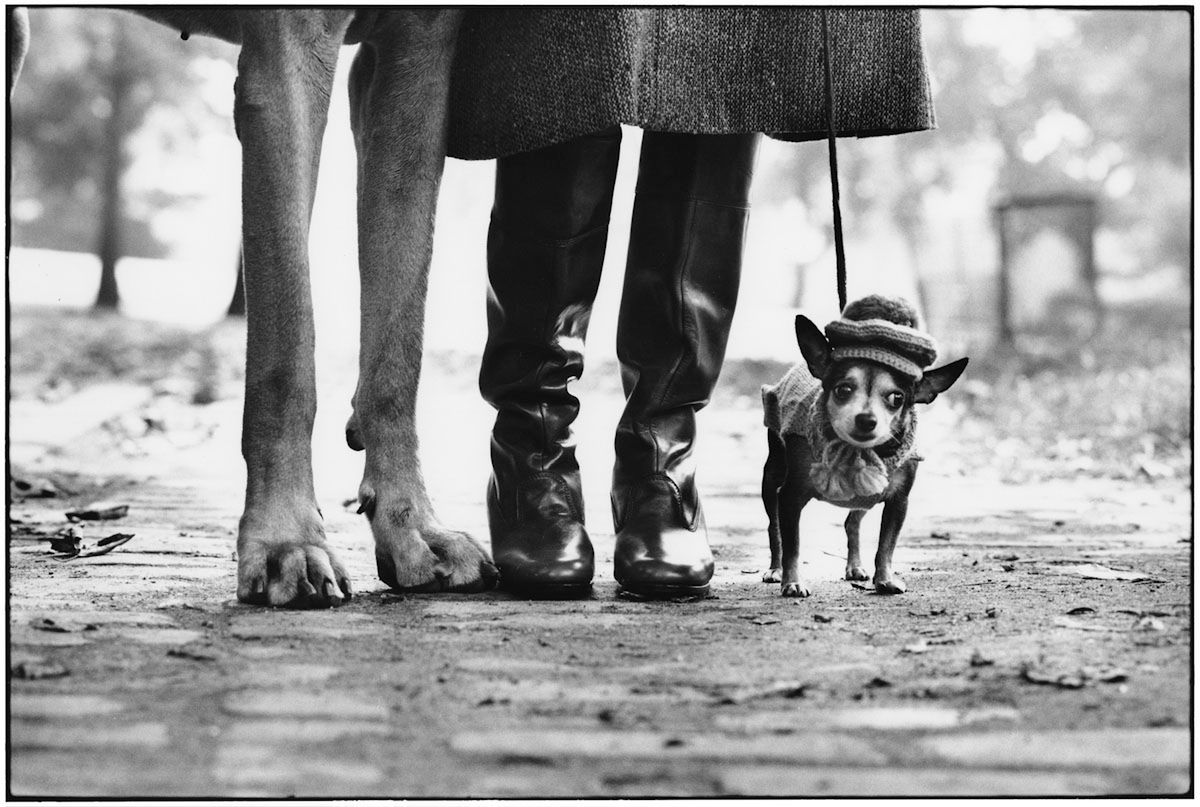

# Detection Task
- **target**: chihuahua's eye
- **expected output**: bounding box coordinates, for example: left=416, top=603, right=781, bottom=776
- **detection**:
left=885, top=391, right=904, bottom=410
left=833, top=383, right=853, bottom=402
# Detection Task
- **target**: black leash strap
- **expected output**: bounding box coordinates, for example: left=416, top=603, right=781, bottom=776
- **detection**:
left=821, top=9, right=848, bottom=312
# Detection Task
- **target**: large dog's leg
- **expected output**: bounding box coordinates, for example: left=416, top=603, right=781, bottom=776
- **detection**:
left=233, top=10, right=355, bottom=607
left=347, top=10, right=498, bottom=593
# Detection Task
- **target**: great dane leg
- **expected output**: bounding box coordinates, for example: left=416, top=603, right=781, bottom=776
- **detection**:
left=233, top=10, right=354, bottom=607
left=348, top=11, right=498, bottom=593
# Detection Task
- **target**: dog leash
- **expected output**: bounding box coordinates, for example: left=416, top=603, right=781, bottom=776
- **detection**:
left=821, top=9, right=848, bottom=312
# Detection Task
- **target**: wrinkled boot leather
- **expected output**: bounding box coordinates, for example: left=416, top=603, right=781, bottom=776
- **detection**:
left=612, top=131, right=759, bottom=598
left=481, top=127, right=621, bottom=596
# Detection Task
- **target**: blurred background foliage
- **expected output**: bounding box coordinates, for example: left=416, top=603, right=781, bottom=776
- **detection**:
left=10, top=8, right=237, bottom=307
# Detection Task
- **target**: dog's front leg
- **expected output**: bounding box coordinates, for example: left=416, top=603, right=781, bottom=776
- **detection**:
left=347, top=11, right=497, bottom=593
left=844, top=509, right=870, bottom=581
left=778, top=437, right=813, bottom=597
left=232, top=10, right=355, bottom=607
left=874, top=464, right=917, bottom=594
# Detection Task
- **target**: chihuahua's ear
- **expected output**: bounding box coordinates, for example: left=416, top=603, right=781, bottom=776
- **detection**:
left=795, top=315, right=832, bottom=380
left=913, top=357, right=969, bottom=404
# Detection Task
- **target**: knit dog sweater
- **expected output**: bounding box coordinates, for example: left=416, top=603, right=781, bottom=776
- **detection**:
left=763, top=296, right=934, bottom=509
left=762, top=364, right=920, bottom=509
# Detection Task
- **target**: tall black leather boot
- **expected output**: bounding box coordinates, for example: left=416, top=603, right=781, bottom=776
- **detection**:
left=612, top=131, right=760, bottom=598
left=481, top=127, right=621, bottom=597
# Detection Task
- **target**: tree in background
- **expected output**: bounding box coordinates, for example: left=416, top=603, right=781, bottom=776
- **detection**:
left=10, top=8, right=235, bottom=310
left=759, top=9, right=1190, bottom=316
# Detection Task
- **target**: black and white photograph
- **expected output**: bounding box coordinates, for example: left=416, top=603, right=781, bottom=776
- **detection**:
left=6, top=3, right=1192, bottom=798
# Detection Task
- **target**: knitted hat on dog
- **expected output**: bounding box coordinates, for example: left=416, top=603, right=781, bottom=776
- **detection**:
left=825, top=295, right=937, bottom=380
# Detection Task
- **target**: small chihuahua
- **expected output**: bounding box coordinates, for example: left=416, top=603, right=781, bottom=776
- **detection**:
left=760, top=296, right=968, bottom=597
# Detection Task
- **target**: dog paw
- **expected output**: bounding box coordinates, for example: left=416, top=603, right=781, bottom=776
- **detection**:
left=874, top=575, right=907, bottom=595
left=781, top=581, right=812, bottom=598
left=845, top=564, right=870, bottom=581
left=424, top=529, right=501, bottom=593
left=762, top=568, right=782, bottom=583
left=237, top=525, right=351, bottom=609
left=369, top=496, right=498, bottom=594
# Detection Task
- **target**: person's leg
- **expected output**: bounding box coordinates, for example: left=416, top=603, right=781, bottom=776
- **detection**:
left=611, top=130, right=760, bottom=598
left=480, top=126, right=622, bottom=596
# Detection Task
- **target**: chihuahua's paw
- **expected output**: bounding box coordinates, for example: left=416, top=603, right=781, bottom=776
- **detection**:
left=762, top=567, right=782, bottom=583
left=874, top=574, right=907, bottom=595
left=845, top=564, right=870, bottom=581
left=781, top=581, right=812, bottom=598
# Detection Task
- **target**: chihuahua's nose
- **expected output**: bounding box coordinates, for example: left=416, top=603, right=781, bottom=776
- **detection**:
left=855, top=413, right=876, bottom=432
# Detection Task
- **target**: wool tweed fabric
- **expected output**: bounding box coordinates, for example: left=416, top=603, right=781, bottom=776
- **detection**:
left=761, top=363, right=919, bottom=509
left=447, top=8, right=935, bottom=160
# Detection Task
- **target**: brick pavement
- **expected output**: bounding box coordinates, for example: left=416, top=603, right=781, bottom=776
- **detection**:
left=7, top=371, right=1193, bottom=798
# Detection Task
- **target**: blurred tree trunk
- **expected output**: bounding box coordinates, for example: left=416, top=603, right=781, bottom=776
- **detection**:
left=227, top=246, right=246, bottom=317
left=93, top=21, right=131, bottom=310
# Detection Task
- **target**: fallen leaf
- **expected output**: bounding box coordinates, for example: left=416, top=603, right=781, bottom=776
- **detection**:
left=30, top=618, right=72, bottom=633
left=1097, top=668, right=1129, bottom=683
left=1021, top=665, right=1086, bottom=689
left=969, top=649, right=995, bottom=667
left=864, top=676, right=893, bottom=689
left=716, top=680, right=808, bottom=705
left=850, top=582, right=873, bottom=591
left=1059, top=563, right=1155, bottom=582
left=748, top=616, right=780, bottom=626
left=44, top=527, right=82, bottom=555
left=52, top=533, right=135, bottom=561
left=930, top=530, right=951, bottom=541
left=65, top=502, right=129, bottom=522
left=812, top=613, right=834, bottom=624
left=10, top=477, right=61, bottom=499
left=1052, top=616, right=1115, bottom=632
left=11, top=661, right=70, bottom=680
left=476, top=696, right=511, bottom=707
left=1137, top=458, right=1173, bottom=479
left=167, top=646, right=220, bottom=662
left=1066, top=606, right=1096, bottom=615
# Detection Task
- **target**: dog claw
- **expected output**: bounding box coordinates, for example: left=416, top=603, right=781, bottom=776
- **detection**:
left=357, top=493, right=377, bottom=520
left=762, top=568, right=782, bottom=583
left=874, top=576, right=907, bottom=595
left=781, top=582, right=812, bottom=598
left=845, top=565, right=871, bottom=581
